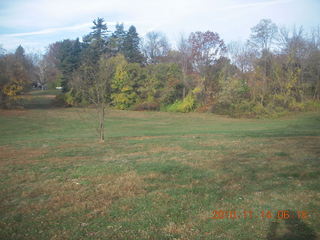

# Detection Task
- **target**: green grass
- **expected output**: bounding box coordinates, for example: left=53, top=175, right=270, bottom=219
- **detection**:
left=0, top=91, right=319, bottom=239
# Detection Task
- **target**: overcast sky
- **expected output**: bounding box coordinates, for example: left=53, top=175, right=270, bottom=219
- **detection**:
left=0, top=0, right=319, bottom=53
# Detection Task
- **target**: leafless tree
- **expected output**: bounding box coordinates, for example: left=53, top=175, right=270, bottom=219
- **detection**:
left=142, top=31, right=170, bottom=64
left=177, top=35, right=192, bottom=97
left=279, top=26, right=308, bottom=60
left=28, top=53, right=48, bottom=89
left=0, top=45, right=5, bottom=56
left=249, top=19, right=278, bottom=52
left=227, top=41, right=257, bottom=72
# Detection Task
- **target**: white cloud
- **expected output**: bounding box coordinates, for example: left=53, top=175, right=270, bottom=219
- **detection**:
left=0, top=0, right=318, bottom=51
left=0, top=23, right=92, bottom=37
left=217, top=0, right=292, bottom=11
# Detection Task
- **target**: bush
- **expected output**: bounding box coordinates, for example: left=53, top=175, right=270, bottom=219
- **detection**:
left=133, top=101, right=160, bottom=111
left=213, top=100, right=274, bottom=118
left=53, top=94, right=67, bottom=107
left=166, top=94, right=196, bottom=113
left=288, top=100, right=304, bottom=111
left=53, top=89, right=89, bottom=107
left=252, top=103, right=269, bottom=116
left=64, top=91, right=76, bottom=106
left=303, top=100, right=320, bottom=111
left=0, top=95, right=25, bottom=109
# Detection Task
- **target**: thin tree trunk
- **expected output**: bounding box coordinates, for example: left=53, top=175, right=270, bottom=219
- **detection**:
left=99, top=103, right=105, bottom=143
left=182, top=69, right=187, bottom=98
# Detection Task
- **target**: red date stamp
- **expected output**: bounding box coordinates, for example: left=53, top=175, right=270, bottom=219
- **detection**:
left=210, top=210, right=311, bottom=220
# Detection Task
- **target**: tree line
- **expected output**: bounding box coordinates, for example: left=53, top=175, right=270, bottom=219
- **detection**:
left=1, top=18, right=320, bottom=118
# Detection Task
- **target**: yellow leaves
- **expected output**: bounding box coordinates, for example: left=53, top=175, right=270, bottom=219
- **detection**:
left=3, top=83, right=23, bottom=96
left=111, top=91, right=138, bottom=110
left=192, top=87, right=202, bottom=94
left=121, top=85, right=133, bottom=93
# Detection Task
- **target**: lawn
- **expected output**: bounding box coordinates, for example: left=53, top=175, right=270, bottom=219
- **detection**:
left=0, top=91, right=319, bottom=239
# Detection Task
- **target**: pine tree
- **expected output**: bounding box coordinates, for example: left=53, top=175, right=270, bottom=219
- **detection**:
left=82, top=18, right=109, bottom=66
left=89, top=17, right=108, bottom=42
left=123, top=26, right=144, bottom=64
left=109, top=23, right=126, bottom=55
left=15, top=45, right=25, bottom=59
left=57, top=39, right=82, bottom=92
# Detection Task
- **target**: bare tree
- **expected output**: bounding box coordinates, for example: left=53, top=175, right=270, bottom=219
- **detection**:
left=142, top=31, right=170, bottom=64
left=248, top=19, right=278, bottom=103
left=28, top=53, right=48, bottom=90
left=227, top=41, right=257, bottom=72
left=40, top=42, right=63, bottom=88
left=306, top=26, right=320, bottom=100
left=249, top=19, right=278, bottom=52
left=279, top=26, right=308, bottom=60
left=0, top=45, right=5, bottom=56
left=177, top=35, right=193, bottom=97
left=310, top=25, right=320, bottom=49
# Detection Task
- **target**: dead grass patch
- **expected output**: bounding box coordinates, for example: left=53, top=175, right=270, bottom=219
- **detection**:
left=123, top=135, right=169, bottom=141
left=162, top=221, right=200, bottom=240
left=0, top=146, right=47, bottom=167
left=44, top=156, right=88, bottom=164
left=17, top=171, right=146, bottom=220
left=252, top=136, right=320, bottom=157
left=0, top=109, right=27, bottom=117
left=148, top=146, right=184, bottom=153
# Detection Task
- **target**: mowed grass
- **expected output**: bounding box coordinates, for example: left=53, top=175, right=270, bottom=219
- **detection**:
left=0, top=91, right=319, bottom=239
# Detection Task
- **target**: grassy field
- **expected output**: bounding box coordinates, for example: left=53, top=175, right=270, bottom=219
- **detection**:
left=0, top=90, right=319, bottom=239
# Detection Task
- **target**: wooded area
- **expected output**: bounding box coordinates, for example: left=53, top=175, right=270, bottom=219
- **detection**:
left=1, top=18, right=320, bottom=118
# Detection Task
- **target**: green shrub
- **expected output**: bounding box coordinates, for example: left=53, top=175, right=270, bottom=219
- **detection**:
left=64, top=91, right=76, bottom=106
left=1, top=96, right=25, bottom=109
left=166, top=94, right=196, bottom=113
left=288, top=100, right=304, bottom=111
left=272, top=94, right=288, bottom=108
left=252, top=103, right=269, bottom=116
left=302, top=100, right=320, bottom=111
left=214, top=100, right=275, bottom=118
left=53, top=89, right=89, bottom=107
left=53, top=94, right=67, bottom=107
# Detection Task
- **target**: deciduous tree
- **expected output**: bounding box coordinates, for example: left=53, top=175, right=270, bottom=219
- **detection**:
left=142, top=31, right=170, bottom=64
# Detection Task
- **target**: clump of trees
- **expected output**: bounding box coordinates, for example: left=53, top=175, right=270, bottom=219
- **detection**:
left=1, top=18, right=320, bottom=118
left=0, top=46, right=36, bottom=108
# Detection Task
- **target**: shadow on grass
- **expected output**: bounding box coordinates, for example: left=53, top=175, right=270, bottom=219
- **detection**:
left=23, top=98, right=55, bottom=109
left=21, top=90, right=62, bottom=110
left=266, top=210, right=317, bottom=240
left=240, top=116, right=320, bottom=138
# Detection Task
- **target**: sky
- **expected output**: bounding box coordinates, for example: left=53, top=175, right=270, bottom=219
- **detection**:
left=0, top=0, right=319, bottom=53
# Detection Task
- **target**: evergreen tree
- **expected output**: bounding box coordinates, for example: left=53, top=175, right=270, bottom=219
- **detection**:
left=123, top=25, right=144, bottom=64
left=15, top=45, right=25, bottom=59
left=82, top=18, right=109, bottom=66
left=57, top=39, right=82, bottom=92
left=88, top=17, right=108, bottom=42
left=109, top=23, right=126, bottom=55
